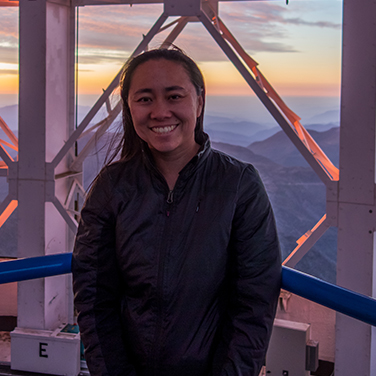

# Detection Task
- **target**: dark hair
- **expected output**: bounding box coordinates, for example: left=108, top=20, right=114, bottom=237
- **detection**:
left=112, top=47, right=206, bottom=162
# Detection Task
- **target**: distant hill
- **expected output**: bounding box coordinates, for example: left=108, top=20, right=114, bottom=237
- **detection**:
left=0, top=105, right=17, bottom=131
left=212, top=141, right=337, bottom=283
left=0, top=104, right=110, bottom=132
left=305, top=109, right=339, bottom=125
left=0, top=122, right=338, bottom=283
left=204, top=114, right=276, bottom=146
left=248, top=127, right=339, bottom=168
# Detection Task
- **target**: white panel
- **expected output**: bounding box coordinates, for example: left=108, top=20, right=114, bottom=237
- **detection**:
left=336, top=0, right=376, bottom=375
left=18, top=0, right=47, bottom=182
left=266, top=319, right=310, bottom=376
left=11, top=326, right=80, bottom=376
left=46, top=1, right=71, bottom=168
left=339, top=0, right=376, bottom=205
left=18, top=0, right=48, bottom=330
left=45, top=201, right=70, bottom=329
left=17, top=0, right=75, bottom=335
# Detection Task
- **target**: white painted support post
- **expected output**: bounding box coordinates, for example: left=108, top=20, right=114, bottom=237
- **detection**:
left=336, top=1, right=376, bottom=375
left=18, top=0, right=75, bottom=330
left=14, top=0, right=79, bottom=373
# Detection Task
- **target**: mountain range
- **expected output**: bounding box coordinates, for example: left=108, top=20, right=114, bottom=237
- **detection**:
left=0, top=105, right=339, bottom=283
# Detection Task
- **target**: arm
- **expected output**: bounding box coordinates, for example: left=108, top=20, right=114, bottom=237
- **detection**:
left=213, top=166, right=281, bottom=376
left=72, top=170, right=137, bottom=376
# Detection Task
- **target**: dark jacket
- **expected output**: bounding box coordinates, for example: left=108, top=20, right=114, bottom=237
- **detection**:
left=72, top=138, right=281, bottom=376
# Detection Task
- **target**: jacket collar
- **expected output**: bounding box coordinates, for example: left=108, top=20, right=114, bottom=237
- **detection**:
left=141, top=133, right=211, bottom=181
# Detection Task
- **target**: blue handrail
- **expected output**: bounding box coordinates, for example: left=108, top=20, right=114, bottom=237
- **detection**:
left=1, top=253, right=376, bottom=326
left=0, top=253, right=72, bottom=284
left=282, top=267, right=376, bottom=327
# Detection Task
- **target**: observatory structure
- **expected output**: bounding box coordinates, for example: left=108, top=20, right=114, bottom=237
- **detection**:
left=0, top=0, right=375, bottom=375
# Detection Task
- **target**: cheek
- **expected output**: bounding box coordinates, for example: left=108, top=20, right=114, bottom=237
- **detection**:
left=129, top=107, right=145, bottom=127
left=128, top=109, right=145, bottom=138
left=132, top=121, right=146, bottom=139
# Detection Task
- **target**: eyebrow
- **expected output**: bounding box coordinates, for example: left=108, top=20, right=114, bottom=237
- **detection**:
left=133, top=86, right=186, bottom=95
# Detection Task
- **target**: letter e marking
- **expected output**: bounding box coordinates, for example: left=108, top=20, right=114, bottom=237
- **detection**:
left=39, top=342, right=48, bottom=358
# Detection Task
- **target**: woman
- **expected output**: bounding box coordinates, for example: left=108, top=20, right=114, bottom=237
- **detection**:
left=72, top=47, right=281, bottom=376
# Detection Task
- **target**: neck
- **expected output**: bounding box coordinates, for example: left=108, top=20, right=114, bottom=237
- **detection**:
left=152, top=143, right=200, bottom=190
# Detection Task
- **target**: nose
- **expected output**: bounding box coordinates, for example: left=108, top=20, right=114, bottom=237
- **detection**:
left=150, top=98, right=172, bottom=120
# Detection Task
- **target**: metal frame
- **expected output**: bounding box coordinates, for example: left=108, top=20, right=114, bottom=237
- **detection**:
left=1, top=0, right=375, bottom=375
left=0, top=0, right=338, bottom=330
left=2, top=253, right=376, bottom=328
left=2, top=2, right=337, bottom=253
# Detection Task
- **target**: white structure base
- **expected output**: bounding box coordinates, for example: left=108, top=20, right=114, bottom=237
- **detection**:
left=266, top=318, right=316, bottom=376
left=10, top=325, right=80, bottom=376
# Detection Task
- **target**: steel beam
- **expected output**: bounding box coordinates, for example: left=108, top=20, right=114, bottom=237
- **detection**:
left=336, top=1, right=376, bottom=375
left=199, top=10, right=337, bottom=184
left=17, top=0, right=75, bottom=333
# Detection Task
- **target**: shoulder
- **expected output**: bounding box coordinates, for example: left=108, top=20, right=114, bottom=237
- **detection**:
left=208, top=148, right=260, bottom=182
left=99, top=155, right=143, bottom=182
left=206, top=148, right=268, bottom=206
left=92, top=155, right=144, bottom=191
left=84, top=156, right=145, bottom=210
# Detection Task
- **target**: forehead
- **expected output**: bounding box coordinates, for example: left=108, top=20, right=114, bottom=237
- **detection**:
left=129, top=59, right=194, bottom=92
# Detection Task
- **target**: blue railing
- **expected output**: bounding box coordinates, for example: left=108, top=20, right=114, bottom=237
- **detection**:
left=1, top=253, right=376, bottom=327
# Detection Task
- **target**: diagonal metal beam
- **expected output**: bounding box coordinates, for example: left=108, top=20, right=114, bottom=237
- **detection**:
left=51, top=196, right=78, bottom=233
left=64, top=178, right=86, bottom=209
left=0, top=115, right=18, bottom=148
left=161, top=16, right=189, bottom=48
left=0, top=139, right=18, bottom=152
left=282, top=215, right=330, bottom=268
left=68, top=12, right=188, bottom=174
left=0, top=143, right=14, bottom=167
left=199, top=9, right=337, bottom=185
left=69, top=101, right=122, bottom=171
left=0, top=196, right=18, bottom=228
left=51, top=11, right=169, bottom=170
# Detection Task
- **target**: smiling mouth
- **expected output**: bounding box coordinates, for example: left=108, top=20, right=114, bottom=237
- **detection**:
left=151, top=125, right=177, bottom=134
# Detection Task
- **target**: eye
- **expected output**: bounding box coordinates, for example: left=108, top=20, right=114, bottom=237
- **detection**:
left=169, top=94, right=182, bottom=100
left=136, top=97, right=152, bottom=103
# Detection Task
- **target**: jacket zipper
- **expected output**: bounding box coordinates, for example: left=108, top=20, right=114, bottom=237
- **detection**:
left=167, top=190, right=174, bottom=204
left=166, top=190, right=174, bottom=216
left=152, top=189, right=174, bottom=373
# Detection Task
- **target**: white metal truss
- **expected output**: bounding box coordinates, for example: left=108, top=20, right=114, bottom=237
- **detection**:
left=36, top=1, right=339, bottom=267
left=0, top=0, right=338, bottom=294
left=1, top=0, right=375, bottom=375
left=0, top=0, right=337, bottom=310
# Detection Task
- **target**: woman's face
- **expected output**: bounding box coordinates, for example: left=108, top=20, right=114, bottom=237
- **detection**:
left=127, top=59, right=203, bottom=159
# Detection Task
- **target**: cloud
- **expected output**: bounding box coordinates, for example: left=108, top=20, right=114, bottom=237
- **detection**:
left=0, top=8, right=18, bottom=37
left=0, top=2, right=341, bottom=69
left=0, top=69, right=18, bottom=75
left=76, top=2, right=310, bottom=62
left=283, top=18, right=340, bottom=28
left=0, top=46, right=18, bottom=64
left=217, top=2, right=340, bottom=53
left=76, top=4, right=167, bottom=63
left=223, top=2, right=340, bottom=29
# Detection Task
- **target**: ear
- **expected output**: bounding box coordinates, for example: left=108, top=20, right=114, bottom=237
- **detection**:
left=196, top=95, right=204, bottom=118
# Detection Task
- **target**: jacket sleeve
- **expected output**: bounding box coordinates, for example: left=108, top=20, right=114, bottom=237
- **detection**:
left=72, top=170, right=137, bottom=376
left=212, top=165, right=281, bottom=376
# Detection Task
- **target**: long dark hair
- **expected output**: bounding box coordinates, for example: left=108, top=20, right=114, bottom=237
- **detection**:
left=109, top=47, right=206, bottom=163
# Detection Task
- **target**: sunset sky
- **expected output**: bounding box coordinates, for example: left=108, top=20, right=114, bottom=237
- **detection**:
left=0, top=0, right=342, bottom=104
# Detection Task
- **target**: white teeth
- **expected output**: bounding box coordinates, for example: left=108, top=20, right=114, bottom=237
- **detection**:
left=152, top=125, right=177, bottom=134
